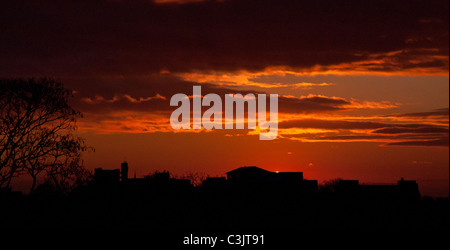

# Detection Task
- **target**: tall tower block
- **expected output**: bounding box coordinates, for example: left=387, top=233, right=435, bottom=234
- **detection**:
left=121, top=161, right=129, bottom=182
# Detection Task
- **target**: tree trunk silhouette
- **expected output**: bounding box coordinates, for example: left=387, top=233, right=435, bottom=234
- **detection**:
left=30, top=175, right=37, bottom=194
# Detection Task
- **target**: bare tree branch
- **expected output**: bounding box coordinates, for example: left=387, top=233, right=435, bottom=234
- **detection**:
left=0, top=78, right=92, bottom=194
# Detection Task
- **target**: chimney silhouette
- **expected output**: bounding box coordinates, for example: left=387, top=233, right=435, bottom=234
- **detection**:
left=121, top=161, right=129, bottom=182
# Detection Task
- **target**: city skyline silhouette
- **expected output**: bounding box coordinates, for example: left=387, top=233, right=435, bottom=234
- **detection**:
left=0, top=1, right=448, bottom=245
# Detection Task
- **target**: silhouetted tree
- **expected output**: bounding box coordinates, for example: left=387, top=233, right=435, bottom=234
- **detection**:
left=319, top=178, right=342, bottom=194
left=0, top=78, right=90, bottom=193
left=146, top=170, right=171, bottom=181
left=42, top=134, right=93, bottom=194
left=178, top=172, right=208, bottom=187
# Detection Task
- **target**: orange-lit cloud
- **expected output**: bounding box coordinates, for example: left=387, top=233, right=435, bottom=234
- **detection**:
left=275, top=112, right=449, bottom=146
left=74, top=81, right=448, bottom=147
left=277, top=94, right=398, bottom=114
left=179, top=71, right=336, bottom=89
left=82, top=93, right=166, bottom=104
left=312, top=49, right=449, bottom=76
left=1, top=0, right=448, bottom=198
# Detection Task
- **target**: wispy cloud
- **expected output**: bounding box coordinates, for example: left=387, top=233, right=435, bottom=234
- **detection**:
left=82, top=93, right=166, bottom=104
left=178, top=71, right=336, bottom=89
left=276, top=111, right=449, bottom=147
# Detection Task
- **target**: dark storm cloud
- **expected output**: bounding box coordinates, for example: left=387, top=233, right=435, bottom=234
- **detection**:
left=388, top=108, right=450, bottom=118
left=387, top=136, right=449, bottom=147
left=0, top=0, right=448, bottom=76
left=373, top=126, right=449, bottom=134
left=278, top=115, right=449, bottom=147
left=282, top=133, right=449, bottom=147
left=279, top=118, right=449, bottom=133
left=280, top=119, right=391, bottom=130
left=278, top=95, right=351, bottom=114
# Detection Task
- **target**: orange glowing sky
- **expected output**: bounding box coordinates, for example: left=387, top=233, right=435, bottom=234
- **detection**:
left=76, top=72, right=449, bottom=197
left=1, top=0, right=448, bottom=197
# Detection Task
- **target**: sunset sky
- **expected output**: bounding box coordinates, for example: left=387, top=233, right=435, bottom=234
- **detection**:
left=1, top=0, right=448, bottom=197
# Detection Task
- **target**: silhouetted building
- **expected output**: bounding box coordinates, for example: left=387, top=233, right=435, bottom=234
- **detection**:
left=227, top=166, right=273, bottom=182
left=278, top=172, right=304, bottom=183
left=226, top=166, right=304, bottom=183
left=335, top=178, right=420, bottom=200
left=398, top=178, right=421, bottom=200
left=168, top=178, right=192, bottom=187
left=119, top=168, right=193, bottom=192
left=202, top=177, right=227, bottom=191
left=94, top=168, right=120, bottom=185
left=226, top=166, right=318, bottom=195
left=95, top=162, right=130, bottom=185
left=121, top=161, right=128, bottom=182
left=93, top=163, right=419, bottom=202
left=335, top=180, right=359, bottom=193
left=359, top=184, right=399, bottom=199
left=301, top=180, right=319, bottom=193
left=145, top=171, right=170, bottom=182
